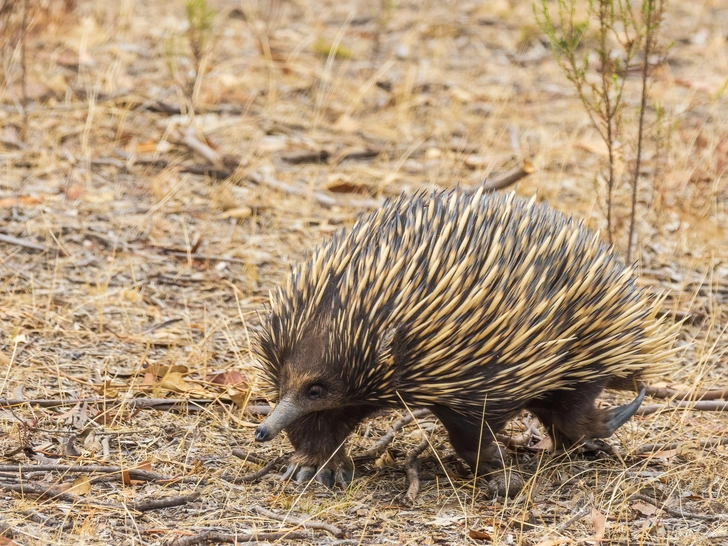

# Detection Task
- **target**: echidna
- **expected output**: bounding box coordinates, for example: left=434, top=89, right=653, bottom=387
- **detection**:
left=252, top=187, right=679, bottom=486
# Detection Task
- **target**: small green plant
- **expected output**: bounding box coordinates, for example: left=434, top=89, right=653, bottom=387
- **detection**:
left=535, top=0, right=666, bottom=261
left=184, top=0, right=216, bottom=104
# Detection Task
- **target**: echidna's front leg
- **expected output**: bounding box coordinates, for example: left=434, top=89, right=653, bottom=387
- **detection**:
left=282, top=408, right=368, bottom=486
left=431, top=404, right=510, bottom=474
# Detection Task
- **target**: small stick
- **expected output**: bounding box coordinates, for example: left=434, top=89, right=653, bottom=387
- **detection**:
left=405, top=437, right=430, bottom=502
left=0, top=482, right=87, bottom=504
left=248, top=170, right=384, bottom=209
left=222, top=455, right=288, bottom=483
left=0, top=464, right=176, bottom=482
left=130, top=492, right=200, bottom=513
left=628, top=494, right=727, bottom=521
left=556, top=503, right=590, bottom=532
left=0, top=398, right=216, bottom=410
left=166, top=530, right=309, bottom=546
left=177, top=126, right=223, bottom=168
left=482, top=160, right=535, bottom=191
left=251, top=505, right=345, bottom=538
left=231, top=449, right=268, bottom=465
left=637, top=400, right=728, bottom=416
left=635, top=437, right=728, bottom=456
left=645, top=386, right=728, bottom=401
left=356, top=409, right=431, bottom=459
left=0, top=233, right=45, bottom=252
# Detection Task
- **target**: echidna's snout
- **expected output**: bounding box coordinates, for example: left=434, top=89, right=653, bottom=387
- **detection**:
left=254, top=424, right=271, bottom=442
left=254, top=398, right=304, bottom=443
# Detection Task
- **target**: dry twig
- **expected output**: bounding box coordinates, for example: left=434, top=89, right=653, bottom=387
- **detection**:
left=628, top=494, right=727, bottom=521
left=355, top=408, right=431, bottom=459
left=0, top=232, right=45, bottom=252
left=405, top=436, right=430, bottom=502
left=645, top=386, right=728, bottom=401
left=131, top=492, right=201, bottom=512
left=166, top=530, right=309, bottom=546
left=251, top=505, right=345, bottom=538
left=637, top=400, right=728, bottom=416
left=635, top=437, right=728, bottom=456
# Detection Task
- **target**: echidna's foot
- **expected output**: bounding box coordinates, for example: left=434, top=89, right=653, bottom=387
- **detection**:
left=463, top=442, right=506, bottom=476
left=281, top=462, right=353, bottom=487
left=486, top=470, right=524, bottom=498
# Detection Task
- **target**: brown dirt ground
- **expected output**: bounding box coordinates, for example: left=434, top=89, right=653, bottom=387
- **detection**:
left=0, top=0, right=727, bottom=544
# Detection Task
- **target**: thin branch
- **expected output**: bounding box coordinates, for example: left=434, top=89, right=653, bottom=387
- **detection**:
left=627, top=0, right=658, bottom=262
left=0, top=232, right=45, bottom=252
left=629, top=493, right=727, bottom=521
left=481, top=160, right=535, bottom=191
left=355, top=409, right=431, bottom=460
left=635, top=437, right=728, bottom=456
left=166, top=530, right=309, bottom=546
left=645, top=386, right=728, bottom=401
left=130, top=492, right=200, bottom=512
left=637, top=400, right=728, bottom=416
left=405, top=436, right=430, bottom=502
left=251, top=505, right=345, bottom=538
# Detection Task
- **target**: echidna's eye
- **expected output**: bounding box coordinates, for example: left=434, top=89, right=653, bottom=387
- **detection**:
left=306, top=384, right=326, bottom=399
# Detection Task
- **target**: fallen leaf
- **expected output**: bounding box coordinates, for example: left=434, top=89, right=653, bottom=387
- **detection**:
left=468, top=529, right=492, bottom=540
left=534, top=539, right=573, bottom=546
left=219, top=206, right=252, bottom=220
left=631, top=501, right=659, bottom=516
left=374, top=451, right=396, bottom=469
left=145, top=363, right=189, bottom=378
left=206, top=370, right=246, bottom=387
left=0, top=196, right=44, bottom=208
left=645, top=449, right=677, bottom=459
left=332, top=114, right=359, bottom=133
left=68, top=476, right=91, bottom=495
left=135, top=141, right=159, bottom=154
left=159, top=371, right=192, bottom=393
left=591, top=506, right=606, bottom=540
left=532, top=436, right=554, bottom=450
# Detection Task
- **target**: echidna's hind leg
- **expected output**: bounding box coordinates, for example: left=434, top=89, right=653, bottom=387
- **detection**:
left=430, top=404, right=510, bottom=475
left=527, top=384, right=647, bottom=448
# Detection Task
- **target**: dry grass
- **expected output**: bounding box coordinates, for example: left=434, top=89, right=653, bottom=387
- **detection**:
left=0, top=0, right=726, bottom=544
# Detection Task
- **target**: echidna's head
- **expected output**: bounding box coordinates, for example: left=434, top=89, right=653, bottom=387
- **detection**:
left=251, top=302, right=399, bottom=443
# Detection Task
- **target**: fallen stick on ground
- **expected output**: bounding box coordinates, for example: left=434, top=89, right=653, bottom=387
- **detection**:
left=405, top=436, right=430, bottom=502
left=166, top=530, right=309, bottom=546
left=0, top=232, right=45, bottom=252
left=131, top=492, right=200, bottom=513
left=251, top=505, right=345, bottom=538
left=628, top=493, right=728, bottom=521
left=645, top=386, right=728, bottom=401
left=637, top=400, right=728, bottom=415
left=355, top=408, right=432, bottom=459
left=635, top=437, right=728, bottom=456
left=481, top=160, right=535, bottom=191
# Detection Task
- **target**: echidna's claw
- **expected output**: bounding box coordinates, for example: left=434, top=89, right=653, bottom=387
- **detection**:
left=604, top=386, right=646, bottom=435
left=294, top=465, right=317, bottom=483
left=316, top=468, right=335, bottom=487
left=335, top=467, right=353, bottom=487
left=280, top=463, right=299, bottom=481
